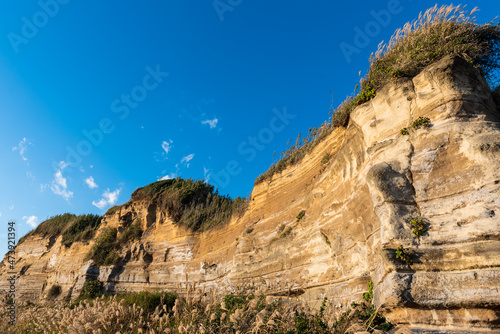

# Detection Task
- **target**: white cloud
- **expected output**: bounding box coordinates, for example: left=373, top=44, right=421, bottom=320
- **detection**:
left=203, top=167, right=210, bottom=182
left=12, top=137, right=32, bottom=161
left=26, top=171, right=35, bottom=180
left=158, top=173, right=177, bottom=181
left=202, top=118, right=218, bottom=129
left=0, top=212, right=2, bottom=217
left=92, top=188, right=121, bottom=210
left=50, top=161, right=73, bottom=200
left=162, top=139, right=173, bottom=154
left=23, top=215, right=38, bottom=228
left=181, top=154, right=194, bottom=163
left=85, top=176, right=98, bottom=189
left=9, top=205, right=14, bottom=210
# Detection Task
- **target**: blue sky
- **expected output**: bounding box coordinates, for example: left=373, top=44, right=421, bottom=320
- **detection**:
left=1, top=0, right=499, bottom=256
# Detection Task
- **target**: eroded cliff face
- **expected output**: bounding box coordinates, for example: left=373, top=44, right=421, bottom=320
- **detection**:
left=2, top=56, right=499, bottom=331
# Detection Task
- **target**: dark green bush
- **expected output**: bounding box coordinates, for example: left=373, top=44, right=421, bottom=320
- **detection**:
left=119, top=221, right=143, bottom=245
left=79, top=280, right=104, bottom=299
left=132, top=178, right=248, bottom=232
left=87, top=228, right=119, bottom=266
left=114, top=291, right=176, bottom=314
left=87, top=222, right=144, bottom=267
left=412, top=117, right=431, bottom=129
left=61, top=214, right=102, bottom=247
left=296, top=210, right=306, bottom=222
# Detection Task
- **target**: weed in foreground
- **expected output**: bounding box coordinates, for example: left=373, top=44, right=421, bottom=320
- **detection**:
left=1, top=283, right=393, bottom=333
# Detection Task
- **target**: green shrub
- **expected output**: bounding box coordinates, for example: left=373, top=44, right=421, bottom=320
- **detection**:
left=61, top=214, right=102, bottom=247
left=395, top=245, right=414, bottom=266
left=79, top=280, right=104, bottom=299
left=131, top=178, right=248, bottom=232
left=87, top=227, right=119, bottom=266
left=410, top=218, right=428, bottom=237
left=296, top=210, right=306, bottom=222
left=281, top=226, right=293, bottom=238
left=114, top=291, right=176, bottom=314
left=400, top=127, right=409, bottom=135
left=87, top=222, right=143, bottom=267
left=412, top=116, right=431, bottom=129
left=118, top=221, right=143, bottom=245
left=362, top=280, right=373, bottom=302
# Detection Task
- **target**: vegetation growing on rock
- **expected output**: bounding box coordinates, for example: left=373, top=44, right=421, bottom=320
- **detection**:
left=132, top=177, right=248, bottom=232
left=255, top=4, right=500, bottom=184
left=61, top=214, right=102, bottom=247
left=18, top=213, right=102, bottom=248
left=86, top=222, right=143, bottom=266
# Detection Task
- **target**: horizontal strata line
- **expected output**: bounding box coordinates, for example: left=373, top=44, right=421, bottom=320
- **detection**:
left=384, top=237, right=500, bottom=250
left=414, top=181, right=498, bottom=203
left=389, top=266, right=500, bottom=276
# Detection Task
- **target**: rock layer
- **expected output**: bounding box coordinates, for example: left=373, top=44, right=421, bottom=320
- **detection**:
left=1, top=57, right=499, bottom=331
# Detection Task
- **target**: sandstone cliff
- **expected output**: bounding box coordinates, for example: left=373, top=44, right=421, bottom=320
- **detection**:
left=2, top=56, right=499, bottom=331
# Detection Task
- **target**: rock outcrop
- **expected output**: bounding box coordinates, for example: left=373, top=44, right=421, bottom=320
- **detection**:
left=2, top=56, right=499, bottom=331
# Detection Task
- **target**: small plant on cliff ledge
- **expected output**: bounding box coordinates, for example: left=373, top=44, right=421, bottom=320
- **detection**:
left=362, top=280, right=374, bottom=303
left=296, top=210, right=306, bottom=222
left=321, top=152, right=332, bottom=164
left=400, top=127, right=409, bottom=135
left=412, top=116, right=431, bottom=129
left=410, top=218, right=428, bottom=237
left=395, top=245, right=414, bottom=266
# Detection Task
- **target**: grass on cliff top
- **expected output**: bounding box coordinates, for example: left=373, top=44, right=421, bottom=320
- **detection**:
left=255, top=4, right=500, bottom=185
left=18, top=213, right=102, bottom=248
left=131, top=177, right=248, bottom=232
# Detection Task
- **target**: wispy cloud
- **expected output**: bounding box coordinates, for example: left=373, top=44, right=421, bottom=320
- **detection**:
left=180, top=154, right=195, bottom=168
left=50, top=161, right=73, bottom=200
left=204, top=166, right=210, bottom=182
left=92, top=188, right=121, bottom=210
left=23, top=215, right=38, bottom=228
left=12, top=137, right=32, bottom=161
left=162, top=139, right=173, bottom=154
left=9, top=205, right=14, bottom=210
left=85, top=176, right=98, bottom=189
left=202, top=118, right=218, bottom=129
left=158, top=173, right=177, bottom=181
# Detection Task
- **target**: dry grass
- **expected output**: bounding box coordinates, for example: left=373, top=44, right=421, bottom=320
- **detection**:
left=255, top=4, right=500, bottom=185
left=1, top=284, right=391, bottom=333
